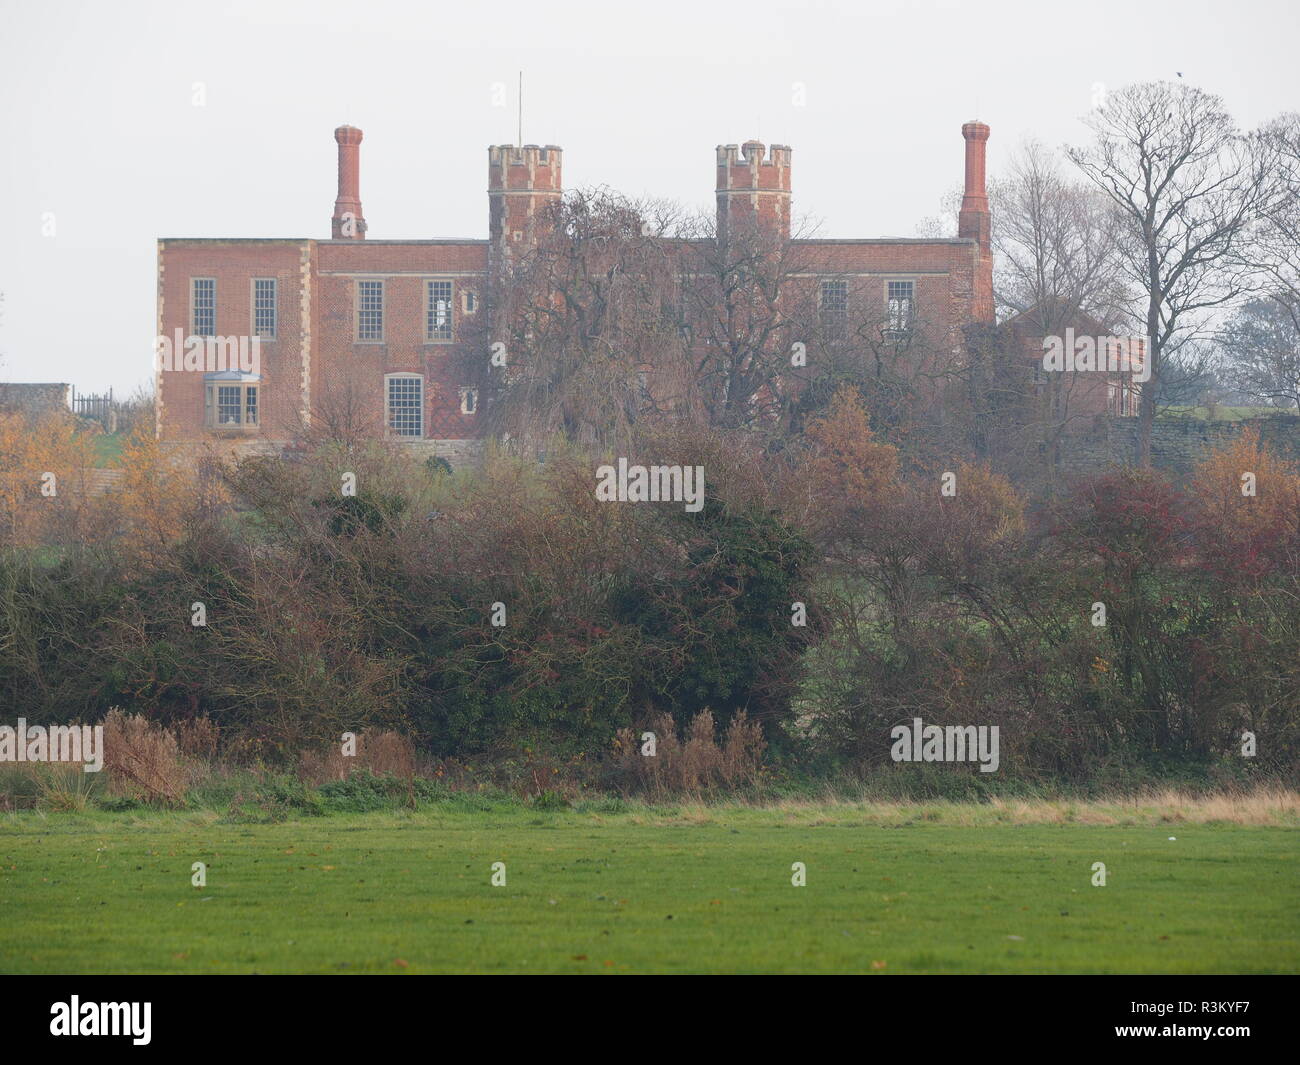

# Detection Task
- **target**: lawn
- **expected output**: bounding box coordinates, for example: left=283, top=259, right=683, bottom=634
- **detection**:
left=90, top=430, right=125, bottom=467
left=1, top=802, right=1297, bottom=974
left=1158, top=404, right=1290, bottom=421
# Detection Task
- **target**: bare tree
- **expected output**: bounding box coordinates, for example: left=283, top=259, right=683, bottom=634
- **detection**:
left=1255, top=113, right=1300, bottom=336
left=1067, top=81, right=1280, bottom=464
left=680, top=212, right=976, bottom=453
left=991, top=139, right=1127, bottom=330
left=676, top=212, right=828, bottom=439
left=473, top=186, right=1021, bottom=462
left=985, top=140, right=1131, bottom=477
left=300, top=361, right=387, bottom=450
left=465, top=188, right=688, bottom=452
left=1217, top=297, right=1300, bottom=410
left=117, top=382, right=157, bottom=438
left=474, top=191, right=858, bottom=451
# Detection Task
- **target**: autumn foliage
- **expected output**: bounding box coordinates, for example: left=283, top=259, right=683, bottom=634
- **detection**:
left=1, top=396, right=1297, bottom=785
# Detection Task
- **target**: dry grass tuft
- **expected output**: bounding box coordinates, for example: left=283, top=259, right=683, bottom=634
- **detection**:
left=102, top=709, right=189, bottom=806
left=174, top=717, right=219, bottom=760
left=32, top=764, right=99, bottom=812
left=612, top=710, right=765, bottom=801
left=299, top=730, right=417, bottom=785
left=748, top=787, right=1300, bottom=826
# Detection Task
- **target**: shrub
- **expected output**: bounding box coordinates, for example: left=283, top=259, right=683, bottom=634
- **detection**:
left=224, top=773, right=323, bottom=822
left=318, top=769, right=407, bottom=813
left=102, top=709, right=188, bottom=806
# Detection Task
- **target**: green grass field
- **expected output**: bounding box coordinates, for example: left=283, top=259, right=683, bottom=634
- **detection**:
left=1157, top=404, right=1285, bottom=421
left=2, top=803, right=1297, bottom=974
left=90, top=430, right=125, bottom=467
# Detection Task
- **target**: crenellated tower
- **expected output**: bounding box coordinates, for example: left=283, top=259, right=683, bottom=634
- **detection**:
left=715, top=140, right=792, bottom=244
left=488, top=143, right=563, bottom=273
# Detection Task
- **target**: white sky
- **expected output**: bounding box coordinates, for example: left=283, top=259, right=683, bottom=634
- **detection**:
left=1, top=0, right=1296, bottom=393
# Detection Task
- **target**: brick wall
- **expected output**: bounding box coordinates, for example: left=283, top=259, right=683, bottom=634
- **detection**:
left=157, top=239, right=310, bottom=442
left=315, top=240, right=488, bottom=441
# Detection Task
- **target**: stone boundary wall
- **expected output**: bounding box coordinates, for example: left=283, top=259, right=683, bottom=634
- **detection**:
left=160, top=437, right=486, bottom=471
left=0, top=382, right=71, bottom=415
left=1058, top=415, right=1300, bottom=478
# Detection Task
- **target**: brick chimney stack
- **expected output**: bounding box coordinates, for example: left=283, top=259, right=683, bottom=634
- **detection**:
left=958, top=121, right=991, bottom=246
left=331, top=125, right=367, bottom=240
left=958, top=121, right=993, bottom=322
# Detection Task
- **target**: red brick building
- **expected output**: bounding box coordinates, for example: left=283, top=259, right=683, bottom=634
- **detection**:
left=155, top=122, right=995, bottom=461
left=1006, top=307, right=1146, bottom=426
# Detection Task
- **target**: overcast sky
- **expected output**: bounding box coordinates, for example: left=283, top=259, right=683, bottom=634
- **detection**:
left=1, top=0, right=1296, bottom=393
